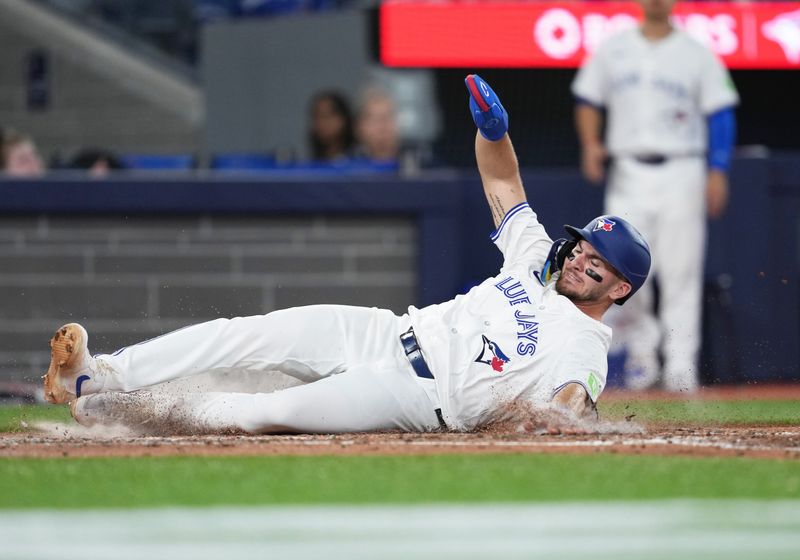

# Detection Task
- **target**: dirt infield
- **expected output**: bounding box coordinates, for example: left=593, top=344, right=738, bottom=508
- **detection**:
left=1, top=425, right=798, bottom=460
left=2, top=385, right=799, bottom=460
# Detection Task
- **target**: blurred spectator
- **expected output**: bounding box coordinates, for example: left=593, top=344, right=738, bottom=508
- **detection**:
left=69, top=148, right=125, bottom=178
left=308, top=90, right=355, bottom=162
left=355, top=86, right=400, bottom=164
left=0, top=128, right=45, bottom=178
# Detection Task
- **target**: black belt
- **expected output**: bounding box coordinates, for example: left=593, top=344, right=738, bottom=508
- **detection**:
left=400, top=328, right=448, bottom=430
left=634, top=154, right=668, bottom=165
left=630, top=153, right=702, bottom=165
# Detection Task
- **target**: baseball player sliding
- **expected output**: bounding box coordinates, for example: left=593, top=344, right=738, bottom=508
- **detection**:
left=572, top=0, right=739, bottom=391
left=43, top=76, right=651, bottom=434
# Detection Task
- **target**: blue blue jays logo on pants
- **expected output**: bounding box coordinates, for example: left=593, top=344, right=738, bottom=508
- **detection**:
left=475, top=335, right=511, bottom=373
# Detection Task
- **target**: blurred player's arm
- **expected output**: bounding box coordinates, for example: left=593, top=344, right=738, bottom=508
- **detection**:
left=465, top=74, right=526, bottom=228
left=706, top=107, right=736, bottom=219
left=575, top=103, right=607, bottom=184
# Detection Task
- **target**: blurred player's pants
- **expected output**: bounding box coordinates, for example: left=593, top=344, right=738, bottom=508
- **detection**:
left=97, top=306, right=443, bottom=433
left=605, top=155, right=706, bottom=391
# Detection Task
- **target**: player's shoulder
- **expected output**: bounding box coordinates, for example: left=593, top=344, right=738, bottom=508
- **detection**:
left=551, top=295, right=612, bottom=345
left=606, top=27, right=639, bottom=45
left=592, top=28, right=638, bottom=57
left=560, top=326, right=612, bottom=363
left=672, top=29, right=720, bottom=60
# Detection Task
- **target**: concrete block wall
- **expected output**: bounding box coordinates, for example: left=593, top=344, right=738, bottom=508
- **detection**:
left=0, top=214, right=416, bottom=382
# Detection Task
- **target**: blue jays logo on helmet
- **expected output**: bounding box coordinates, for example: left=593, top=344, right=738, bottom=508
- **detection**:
left=593, top=218, right=616, bottom=232
left=475, top=335, right=511, bottom=373
left=563, top=215, right=651, bottom=305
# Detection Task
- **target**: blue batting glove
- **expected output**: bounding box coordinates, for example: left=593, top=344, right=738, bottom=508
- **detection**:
left=465, top=74, right=509, bottom=141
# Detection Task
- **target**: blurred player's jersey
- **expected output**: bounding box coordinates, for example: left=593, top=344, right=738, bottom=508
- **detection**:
left=572, top=28, right=739, bottom=156
left=409, top=204, right=611, bottom=431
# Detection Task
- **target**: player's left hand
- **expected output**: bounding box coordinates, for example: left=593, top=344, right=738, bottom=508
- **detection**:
left=465, top=74, right=509, bottom=141
left=706, top=169, right=729, bottom=218
left=515, top=410, right=594, bottom=436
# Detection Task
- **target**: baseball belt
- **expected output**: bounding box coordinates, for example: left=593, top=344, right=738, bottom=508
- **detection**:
left=634, top=154, right=668, bottom=165
left=628, top=153, right=703, bottom=165
left=399, top=327, right=448, bottom=430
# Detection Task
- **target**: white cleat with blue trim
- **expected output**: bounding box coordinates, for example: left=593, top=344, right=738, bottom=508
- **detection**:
left=42, top=323, right=95, bottom=404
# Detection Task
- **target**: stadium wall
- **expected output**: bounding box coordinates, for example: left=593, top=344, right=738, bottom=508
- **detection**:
left=0, top=156, right=796, bottom=384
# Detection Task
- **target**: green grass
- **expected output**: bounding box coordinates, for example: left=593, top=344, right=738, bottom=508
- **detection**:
left=599, top=399, right=800, bottom=425
left=0, top=404, right=72, bottom=432
left=2, top=454, right=800, bottom=509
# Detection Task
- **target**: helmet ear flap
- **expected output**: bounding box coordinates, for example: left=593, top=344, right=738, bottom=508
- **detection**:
left=540, top=238, right=578, bottom=285
left=555, top=239, right=577, bottom=271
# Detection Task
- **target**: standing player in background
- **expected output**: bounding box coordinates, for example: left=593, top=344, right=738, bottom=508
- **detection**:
left=572, top=0, right=738, bottom=392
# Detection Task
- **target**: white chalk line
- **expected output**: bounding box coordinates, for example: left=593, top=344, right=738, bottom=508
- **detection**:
left=2, top=501, right=800, bottom=560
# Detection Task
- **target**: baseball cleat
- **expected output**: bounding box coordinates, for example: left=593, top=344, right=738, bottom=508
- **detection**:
left=42, top=323, right=93, bottom=404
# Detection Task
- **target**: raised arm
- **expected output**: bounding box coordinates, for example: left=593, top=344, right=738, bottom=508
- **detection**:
left=466, top=75, right=527, bottom=228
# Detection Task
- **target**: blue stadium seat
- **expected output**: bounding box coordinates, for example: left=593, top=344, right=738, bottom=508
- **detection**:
left=292, top=159, right=399, bottom=173
left=211, top=154, right=278, bottom=171
left=120, top=154, right=195, bottom=170
left=210, top=154, right=398, bottom=175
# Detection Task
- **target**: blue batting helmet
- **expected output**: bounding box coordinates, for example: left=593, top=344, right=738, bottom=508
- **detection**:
left=564, top=215, right=651, bottom=305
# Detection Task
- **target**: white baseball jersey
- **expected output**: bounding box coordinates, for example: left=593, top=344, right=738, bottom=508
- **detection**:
left=571, top=28, right=739, bottom=156
left=409, top=203, right=612, bottom=431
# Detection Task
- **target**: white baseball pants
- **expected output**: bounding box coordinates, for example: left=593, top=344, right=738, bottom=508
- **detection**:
left=95, top=306, right=442, bottom=433
left=605, top=156, right=706, bottom=391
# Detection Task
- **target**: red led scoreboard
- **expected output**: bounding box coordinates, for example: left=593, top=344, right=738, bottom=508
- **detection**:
left=380, top=1, right=800, bottom=69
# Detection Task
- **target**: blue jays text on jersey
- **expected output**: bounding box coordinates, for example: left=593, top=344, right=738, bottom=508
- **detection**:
left=494, top=276, right=540, bottom=357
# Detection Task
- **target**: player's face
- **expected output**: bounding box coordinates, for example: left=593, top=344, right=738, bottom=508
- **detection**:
left=555, top=241, right=630, bottom=304
left=638, top=0, right=676, bottom=22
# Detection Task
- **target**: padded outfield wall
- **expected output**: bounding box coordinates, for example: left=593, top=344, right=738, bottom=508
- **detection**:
left=0, top=155, right=796, bottom=384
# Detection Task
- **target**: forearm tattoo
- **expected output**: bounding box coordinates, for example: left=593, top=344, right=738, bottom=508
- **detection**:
left=490, top=195, right=506, bottom=227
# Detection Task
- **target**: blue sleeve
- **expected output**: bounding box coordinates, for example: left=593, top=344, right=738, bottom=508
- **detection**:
left=707, top=107, right=736, bottom=172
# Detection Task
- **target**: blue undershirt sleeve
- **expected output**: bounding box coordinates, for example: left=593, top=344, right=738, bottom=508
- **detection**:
left=707, top=107, right=736, bottom=172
